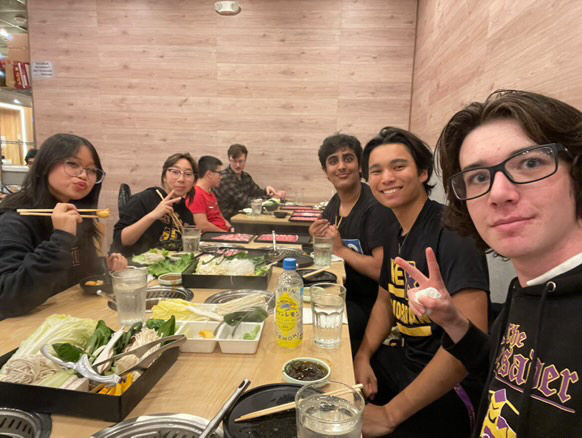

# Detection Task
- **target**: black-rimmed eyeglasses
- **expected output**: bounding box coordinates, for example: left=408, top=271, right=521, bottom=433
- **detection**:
left=450, top=143, right=569, bottom=201
left=63, top=160, right=106, bottom=184
left=167, top=167, right=196, bottom=180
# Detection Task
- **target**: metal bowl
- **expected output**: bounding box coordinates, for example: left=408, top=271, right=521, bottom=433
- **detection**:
left=106, top=286, right=194, bottom=312
left=92, top=413, right=222, bottom=438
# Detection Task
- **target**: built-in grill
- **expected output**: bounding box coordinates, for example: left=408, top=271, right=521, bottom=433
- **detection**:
left=91, top=413, right=222, bottom=438
left=0, top=408, right=51, bottom=438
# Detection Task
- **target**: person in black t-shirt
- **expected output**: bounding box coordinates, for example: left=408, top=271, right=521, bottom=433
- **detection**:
left=112, top=153, right=197, bottom=257
left=355, top=127, right=490, bottom=437
left=309, top=134, right=397, bottom=352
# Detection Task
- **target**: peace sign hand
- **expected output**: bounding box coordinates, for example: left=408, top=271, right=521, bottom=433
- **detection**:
left=395, top=247, right=461, bottom=327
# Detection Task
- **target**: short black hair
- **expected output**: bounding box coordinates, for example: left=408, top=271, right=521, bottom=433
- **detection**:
left=318, top=133, right=362, bottom=169
left=362, top=126, right=435, bottom=194
left=24, top=148, right=38, bottom=164
left=198, top=155, right=222, bottom=178
left=228, top=144, right=248, bottom=159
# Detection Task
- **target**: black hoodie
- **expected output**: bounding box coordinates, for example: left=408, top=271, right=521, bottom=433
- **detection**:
left=444, top=260, right=582, bottom=437
left=0, top=211, right=101, bottom=319
left=111, top=187, right=193, bottom=257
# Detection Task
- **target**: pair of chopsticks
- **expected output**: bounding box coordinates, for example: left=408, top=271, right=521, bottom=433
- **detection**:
left=303, top=267, right=329, bottom=278
left=155, top=189, right=184, bottom=234
left=234, top=383, right=364, bottom=422
left=335, top=215, right=344, bottom=229
left=17, top=208, right=109, bottom=219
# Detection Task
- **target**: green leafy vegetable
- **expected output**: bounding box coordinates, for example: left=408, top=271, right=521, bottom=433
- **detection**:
left=52, top=343, right=85, bottom=362
left=158, top=315, right=176, bottom=338
left=36, top=370, right=75, bottom=388
left=243, top=325, right=260, bottom=340
left=148, top=254, right=194, bottom=277
left=224, top=307, right=268, bottom=326
left=85, top=320, right=113, bottom=356
left=115, top=322, right=142, bottom=354
left=6, top=314, right=97, bottom=362
left=146, top=316, right=176, bottom=338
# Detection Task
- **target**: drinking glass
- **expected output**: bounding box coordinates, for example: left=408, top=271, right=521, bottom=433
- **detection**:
left=182, top=225, right=201, bottom=254
left=296, top=381, right=364, bottom=438
left=111, top=267, right=148, bottom=327
left=251, top=198, right=263, bottom=216
left=313, top=236, right=332, bottom=268
left=310, top=283, right=346, bottom=349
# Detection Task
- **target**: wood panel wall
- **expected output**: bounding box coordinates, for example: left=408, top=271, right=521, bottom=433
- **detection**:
left=410, top=0, right=582, bottom=301
left=28, top=0, right=417, bottom=230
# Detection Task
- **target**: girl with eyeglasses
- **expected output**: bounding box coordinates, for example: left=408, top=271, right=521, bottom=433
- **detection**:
left=112, top=153, right=197, bottom=257
left=0, top=133, right=127, bottom=319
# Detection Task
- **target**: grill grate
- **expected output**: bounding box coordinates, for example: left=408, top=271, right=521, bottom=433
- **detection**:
left=92, top=414, right=222, bottom=438
left=0, top=408, right=51, bottom=438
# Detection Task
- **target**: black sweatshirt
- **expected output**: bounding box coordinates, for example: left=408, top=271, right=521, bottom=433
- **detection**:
left=111, top=187, right=194, bottom=257
left=444, top=261, right=582, bottom=437
left=0, top=211, right=101, bottom=320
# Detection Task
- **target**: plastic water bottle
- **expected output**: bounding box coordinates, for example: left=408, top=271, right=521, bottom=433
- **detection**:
left=275, top=258, right=303, bottom=348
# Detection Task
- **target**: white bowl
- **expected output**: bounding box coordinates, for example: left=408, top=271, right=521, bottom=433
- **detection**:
left=217, top=322, right=264, bottom=354
left=282, top=357, right=331, bottom=386
left=158, top=272, right=183, bottom=286
left=176, top=321, right=220, bottom=353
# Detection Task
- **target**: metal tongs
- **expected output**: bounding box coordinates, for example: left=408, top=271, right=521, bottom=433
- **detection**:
left=199, top=379, right=251, bottom=438
left=41, top=334, right=186, bottom=385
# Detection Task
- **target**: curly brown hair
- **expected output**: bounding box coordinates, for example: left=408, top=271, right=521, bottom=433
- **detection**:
left=435, top=89, right=582, bottom=251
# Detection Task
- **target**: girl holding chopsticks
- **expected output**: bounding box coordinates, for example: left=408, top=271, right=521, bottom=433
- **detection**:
left=111, top=153, right=197, bottom=257
left=0, top=134, right=127, bottom=319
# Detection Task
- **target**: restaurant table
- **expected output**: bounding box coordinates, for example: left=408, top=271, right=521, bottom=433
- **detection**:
left=0, top=250, right=353, bottom=436
left=231, top=212, right=313, bottom=235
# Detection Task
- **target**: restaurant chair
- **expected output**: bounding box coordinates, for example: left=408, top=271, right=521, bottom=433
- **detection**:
left=118, top=183, right=131, bottom=210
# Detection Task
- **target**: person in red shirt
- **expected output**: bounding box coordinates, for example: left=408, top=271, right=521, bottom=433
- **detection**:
left=187, top=156, right=232, bottom=232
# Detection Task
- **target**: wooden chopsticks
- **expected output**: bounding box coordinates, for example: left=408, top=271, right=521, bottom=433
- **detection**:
left=303, top=267, right=328, bottom=278
left=17, top=208, right=109, bottom=219
left=234, top=383, right=363, bottom=423
left=155, top=189, right=184, bottom=234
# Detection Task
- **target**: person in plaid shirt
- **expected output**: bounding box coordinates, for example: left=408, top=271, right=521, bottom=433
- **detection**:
left=214, top=144, right=286, bottom=220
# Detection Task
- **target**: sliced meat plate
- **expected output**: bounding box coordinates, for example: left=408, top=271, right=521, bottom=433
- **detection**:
left=202, top=232, right=255, bottom=243
left=257, top=233, right=299, bottom=243
left=291, top=212, right=321, bottom=217
left=289, top=216, right=318, bottom=222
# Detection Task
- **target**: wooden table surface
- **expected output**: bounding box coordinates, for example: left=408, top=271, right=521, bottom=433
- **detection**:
left=0, top=250, right=352, bottom=436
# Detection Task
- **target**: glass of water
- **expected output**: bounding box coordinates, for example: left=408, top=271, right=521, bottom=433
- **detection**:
left=313, top=236, right=332, bottom=268
left=310, top=283, right=346, bottom=349
left=111, top=266, right=148, bottom=327
left=296, top=381, right=364, bottom=438
left=182, top=225, right=201, bottom=254
left=251, top=198, right=262, bottom=215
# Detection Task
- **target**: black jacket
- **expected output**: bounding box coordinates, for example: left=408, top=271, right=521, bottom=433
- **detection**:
left=111, top=187, right=194, bottom=257
left=0, top=211, right=101, bottom=319
left=445, top=261, right=582, bottom=437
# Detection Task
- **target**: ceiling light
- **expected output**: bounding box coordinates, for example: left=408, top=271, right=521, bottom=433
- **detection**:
left=13, top=99, right=21, bottom=104
left=215, top=1, right=241, bottom=15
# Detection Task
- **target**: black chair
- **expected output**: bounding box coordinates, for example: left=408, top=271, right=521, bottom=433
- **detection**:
left=118, top=183, right=131, bottom=211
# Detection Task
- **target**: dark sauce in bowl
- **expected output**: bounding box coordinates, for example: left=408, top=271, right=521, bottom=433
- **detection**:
left=284, top=360, right=328, bottom=381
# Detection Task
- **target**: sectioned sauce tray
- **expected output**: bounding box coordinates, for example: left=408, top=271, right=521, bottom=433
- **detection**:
left=0, top=347, right=179, bottom=422
left=224, top=383, right=301, bottom=438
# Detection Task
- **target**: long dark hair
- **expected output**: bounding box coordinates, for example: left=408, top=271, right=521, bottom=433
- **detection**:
left=0, top=133, right=104, bottom=244
left=435, top=89, right=582, bottom=251
left=161, top=153, right=197, bottom=201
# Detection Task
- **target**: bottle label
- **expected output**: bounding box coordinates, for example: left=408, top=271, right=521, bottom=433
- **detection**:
left=275, top=291, right=302, bottom=348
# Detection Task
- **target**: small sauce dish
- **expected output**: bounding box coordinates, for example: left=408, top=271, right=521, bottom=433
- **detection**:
left=158, top=272, right=183, bottom=286
left=282, top=357, right=331, bottom=386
